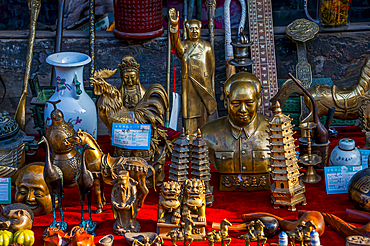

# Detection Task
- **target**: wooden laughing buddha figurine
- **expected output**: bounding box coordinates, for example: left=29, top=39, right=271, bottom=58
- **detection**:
left=201, top=72, right=271, bottom=191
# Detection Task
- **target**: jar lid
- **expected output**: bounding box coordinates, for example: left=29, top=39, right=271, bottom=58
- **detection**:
left=0, top=111, right=19, bottom=141
left=339, top=138, right=355, bottom=151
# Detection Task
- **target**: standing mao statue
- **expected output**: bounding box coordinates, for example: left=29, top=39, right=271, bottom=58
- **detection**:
left=169, top=8, right=217, bottom=140
left=118, top=55, right=146, bottom=109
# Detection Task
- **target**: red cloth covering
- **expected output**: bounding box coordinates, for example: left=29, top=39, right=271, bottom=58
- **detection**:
left=25, top=126, right=367, bottom=245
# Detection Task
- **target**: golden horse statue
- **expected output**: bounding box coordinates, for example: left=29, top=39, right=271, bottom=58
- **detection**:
left=64, top=129, right=155, bottom=214
left=270, top=56, right=370, bottom=122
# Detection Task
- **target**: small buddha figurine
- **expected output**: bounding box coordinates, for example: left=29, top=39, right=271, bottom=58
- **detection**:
left=118, top=55, right=146, bottom=109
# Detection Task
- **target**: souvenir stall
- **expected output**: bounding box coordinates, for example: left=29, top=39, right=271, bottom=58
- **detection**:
left=1, top=0, right=370, bottom=246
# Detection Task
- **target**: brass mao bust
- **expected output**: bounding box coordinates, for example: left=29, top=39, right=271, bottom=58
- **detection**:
left=201, top=72, right=271, bottom=191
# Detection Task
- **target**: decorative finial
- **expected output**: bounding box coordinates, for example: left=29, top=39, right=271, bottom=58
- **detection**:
left=274, top=101, right=282, bottom=115
left=197, top=128, right=202, bottom=138
left=181, top=127, right=186, bottom=138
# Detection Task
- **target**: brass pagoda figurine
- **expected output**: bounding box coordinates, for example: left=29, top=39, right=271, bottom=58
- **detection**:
left=191, top=129, right=213, bottom=207
left=268, top=102, right=306, bottom=211
left=169, top=129, right=189, bottom=183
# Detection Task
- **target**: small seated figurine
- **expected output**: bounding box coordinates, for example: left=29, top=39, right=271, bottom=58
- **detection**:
left=182, top=178, right=206, bottom=223
left=238, top=219, right=267, bottom=246
left=157, top=181, right=182, bottom=225
left=201, top=72, right=270, bottom=192
left=111, top=170, right=140, bottom=235
left=15, top=163, right=53, bottom=216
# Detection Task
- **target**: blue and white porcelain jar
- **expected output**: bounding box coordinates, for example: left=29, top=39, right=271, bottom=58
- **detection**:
left=329, top=138, right=361, bottom=166
left=44, top=52, right=97, bottom=139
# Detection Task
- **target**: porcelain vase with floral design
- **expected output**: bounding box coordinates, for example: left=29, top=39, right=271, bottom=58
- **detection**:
left=44, top=52, right=97, bottom=139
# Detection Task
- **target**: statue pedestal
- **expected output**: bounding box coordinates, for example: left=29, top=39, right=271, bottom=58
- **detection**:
left=219, top=173, right=270, bottom=191
left=157, top=214, right=206, bottom=241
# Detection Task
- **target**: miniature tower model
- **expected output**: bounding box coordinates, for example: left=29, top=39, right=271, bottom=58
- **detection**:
left=169, top=128, right=189, bottom=183
left=191, top=129, right=214, bottom=207
left=268, top=102, right=306, bottom=211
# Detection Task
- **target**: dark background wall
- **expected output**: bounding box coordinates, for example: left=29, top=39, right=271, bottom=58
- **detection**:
left=1, top=0, right=370, bottom=30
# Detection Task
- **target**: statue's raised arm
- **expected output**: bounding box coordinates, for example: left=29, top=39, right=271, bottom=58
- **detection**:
left=169, top=8, right=184, bottom=58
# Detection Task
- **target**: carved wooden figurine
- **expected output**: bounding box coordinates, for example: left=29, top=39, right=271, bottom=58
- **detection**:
left=111, top=170, right=140, bottom=235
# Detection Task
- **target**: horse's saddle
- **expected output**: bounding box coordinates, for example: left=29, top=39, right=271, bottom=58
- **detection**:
left=332, top=85, right=360, bottom=110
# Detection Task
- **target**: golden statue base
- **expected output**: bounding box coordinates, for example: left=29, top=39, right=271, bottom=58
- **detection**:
left=219, top=173, right=270, bottom=192
left=157, top=214, right=206, bottom=240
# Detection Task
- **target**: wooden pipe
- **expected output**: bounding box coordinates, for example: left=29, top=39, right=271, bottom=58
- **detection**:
left=212, top=222, right=247, bottom=231
left=242, top=211, right=325, bottom=236
left=321, top=212, right=370, bottom=238
left=288, top=72, right=329, bottom=144
left=346, top=209, right=370, bottom=224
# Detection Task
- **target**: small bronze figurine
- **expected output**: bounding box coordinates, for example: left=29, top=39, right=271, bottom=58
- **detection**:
left=15, top=163, right=53, bottom=216
left=201, top=72, right=271, bottom=192
left=182, top=178, right=206, bottom=223
left=203, top=218, right=232, bottom=246
left=0, top=203, right=34, bottom=233
left=111, top=170, right=140, bottom=235
left=39, top=136, right=67, bottom=232
left=168, top=7, right=217, bottom=140
left=285, top=220, right=317, bottom=246
left=166, top=229, right=183, bottom=246
left=238, top=220, right=267, bottom=246
left=183, top=214, right=195, bottom=246
left=118, top=55, right=146, bottom=109
left=157, top=181, right=182, bottom=225
left=77, top=144, right=97, bottom=234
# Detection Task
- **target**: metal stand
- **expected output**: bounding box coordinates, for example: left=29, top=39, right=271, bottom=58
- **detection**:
left=299, top=122, right=322, bottom=183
